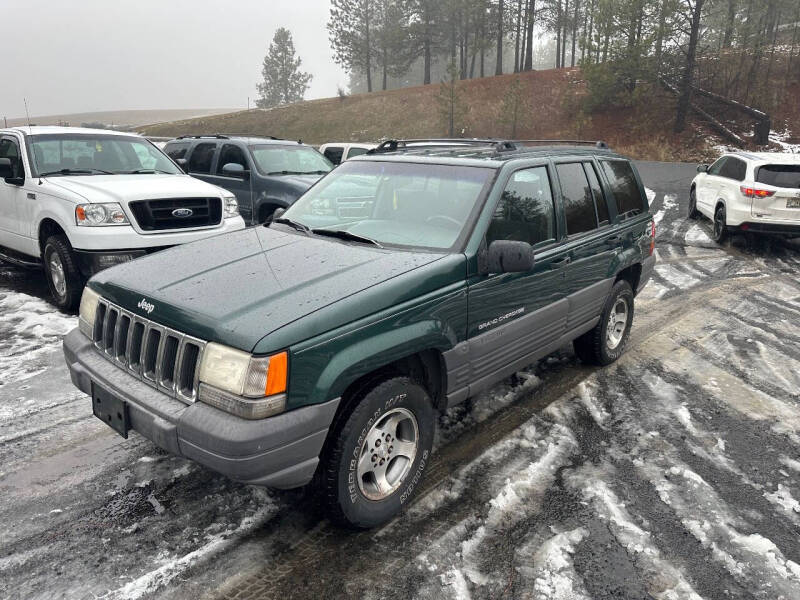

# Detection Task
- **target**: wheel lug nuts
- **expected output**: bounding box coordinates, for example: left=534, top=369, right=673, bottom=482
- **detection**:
left=375, top=439, right=381, bottom=447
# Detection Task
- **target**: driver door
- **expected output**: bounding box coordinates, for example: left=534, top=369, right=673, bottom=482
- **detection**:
left=464, top=164, right=571, bottom=393
left=0, top=135, right=27, bottom=249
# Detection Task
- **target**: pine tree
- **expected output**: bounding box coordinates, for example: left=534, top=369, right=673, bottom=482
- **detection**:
left=437, top=61, right=467, bottom=136
left=329, top=0, right=376, bottom=92
left=500, top=75, right=530, bottom=137
left=256, top=28, right=312, bottom=108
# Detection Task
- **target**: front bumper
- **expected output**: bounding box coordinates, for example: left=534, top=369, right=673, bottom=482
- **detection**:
left=74, top=248, right=158, bottom=277
left=63, top=328, right=339, bottom=489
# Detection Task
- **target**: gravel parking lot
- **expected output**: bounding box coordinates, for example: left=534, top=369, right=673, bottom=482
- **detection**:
left=2, top=161, right=800, bottom=600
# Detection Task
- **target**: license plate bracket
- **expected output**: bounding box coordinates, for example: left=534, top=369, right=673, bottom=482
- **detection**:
left=92, top=383, right=129, bottom=438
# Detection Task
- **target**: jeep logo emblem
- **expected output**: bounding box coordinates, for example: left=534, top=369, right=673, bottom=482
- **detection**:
left=172, top=208, right=193, bottom=217
left=137, top=298, right=155, bottom=314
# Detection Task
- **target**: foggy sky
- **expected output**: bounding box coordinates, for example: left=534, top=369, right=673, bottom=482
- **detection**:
left=1, top=0, right=347, bottom=119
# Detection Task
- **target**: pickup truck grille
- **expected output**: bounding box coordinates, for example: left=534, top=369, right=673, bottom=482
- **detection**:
left=91, top=298, right=206, bottom=404
left=128, top=197, right=222, bottom=231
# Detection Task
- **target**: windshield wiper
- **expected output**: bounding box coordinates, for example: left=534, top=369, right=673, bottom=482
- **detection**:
left=311, top=228, right=383, bottom=248
left=271, top=217, right=311, bottom=234
left=124, top=168, right=172, bottom=174
left=267, top=170, right=328, bottom=176
left=39, top=168, right=115, bottom=177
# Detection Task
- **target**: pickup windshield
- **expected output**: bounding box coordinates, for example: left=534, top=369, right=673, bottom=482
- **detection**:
left=279, top=160, right=494, bottom=250
left=249, top=144, right=333, bottom=176
left=29, top=134, right=180, bottom=176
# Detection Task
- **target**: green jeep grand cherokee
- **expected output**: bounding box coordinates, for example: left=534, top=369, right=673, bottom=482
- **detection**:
left=63, top=139, right=656, bottom=528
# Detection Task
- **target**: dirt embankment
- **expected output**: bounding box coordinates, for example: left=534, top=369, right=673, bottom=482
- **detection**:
left=140, top=68, right=797, bottom=162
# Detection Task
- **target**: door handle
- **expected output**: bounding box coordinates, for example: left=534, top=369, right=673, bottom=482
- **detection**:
left=605, top=235, right=622, bottom=245
left=551, top=256, right=571, bottom=268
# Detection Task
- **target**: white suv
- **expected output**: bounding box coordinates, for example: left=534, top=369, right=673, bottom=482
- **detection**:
left=0, top=126, right=245, bottom=309
left=689, top=152, right=800, bottom=242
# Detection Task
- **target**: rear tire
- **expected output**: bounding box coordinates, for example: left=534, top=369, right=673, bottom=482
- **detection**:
left=688, top=188, right=700, bottom=219
left=712, top=205, right=728, bottom=243
left=320, top=376, right=435, bottom=529
left=43, top=235, right=84, bottom=311
left=573, top=280, right=634, bottom=366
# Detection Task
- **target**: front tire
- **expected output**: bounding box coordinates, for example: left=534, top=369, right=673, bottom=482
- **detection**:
left=43, top=235, right=84, bottom=311
left=321, top=376, right=435, bottom=529
left=688, top=188, right=700, bottom=219
left=573, top=280, right=634, bottom=366
left=712, top=205, right=728, bottom=243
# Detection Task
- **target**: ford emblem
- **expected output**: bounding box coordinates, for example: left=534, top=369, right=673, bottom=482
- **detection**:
left=172, top=208, right=193, bottom=217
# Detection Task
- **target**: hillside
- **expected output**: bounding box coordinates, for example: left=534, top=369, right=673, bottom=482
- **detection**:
left=139, top=69, right=797, bottom=162
left=5, top=108, right=236, bottom=129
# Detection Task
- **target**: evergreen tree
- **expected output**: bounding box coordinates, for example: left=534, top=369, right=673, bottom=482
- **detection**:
left=256, top=28, right=312, bottom=108
left=437, top=61, right=467, bottom=135
left=329, top=0, right=377, bottom=92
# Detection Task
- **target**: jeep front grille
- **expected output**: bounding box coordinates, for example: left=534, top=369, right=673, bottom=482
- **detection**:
left=92, top=298, right=206, bottom=404
left=128, top=197, right=222, bottom=231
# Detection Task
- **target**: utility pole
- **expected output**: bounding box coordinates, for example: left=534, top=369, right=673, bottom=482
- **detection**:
left=3, top=116, right=6, bottom=127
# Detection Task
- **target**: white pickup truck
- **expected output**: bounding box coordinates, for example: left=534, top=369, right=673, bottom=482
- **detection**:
left=0, top=126, right=245, bottom=309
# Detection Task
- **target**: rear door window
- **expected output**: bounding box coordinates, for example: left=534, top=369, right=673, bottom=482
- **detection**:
left=756, top=165, right=800, bottom=189
left=584, top=162, right=610, bottom=225
left=556, top=162, right=598, bottom=236
left=719, top=157, right=746, bottom=181
left=599, top=159, right=645, bottom=218
left=216, top=144, right=249, bottom=174
left=188, top=142, right=217, bottom=173
left=323, top=146, right=344, bottom=164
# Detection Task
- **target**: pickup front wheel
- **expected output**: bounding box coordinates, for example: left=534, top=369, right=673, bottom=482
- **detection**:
left=321, top=376, right=435, bottom=529
left=43, top=235, right=84, bottom=311
left=573, top=279, right=634, bottom=366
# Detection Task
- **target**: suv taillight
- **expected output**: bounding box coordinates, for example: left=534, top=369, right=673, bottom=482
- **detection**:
left=740, top=186, right=775, bottom=198
left=649, top=220, right=656, bottom=256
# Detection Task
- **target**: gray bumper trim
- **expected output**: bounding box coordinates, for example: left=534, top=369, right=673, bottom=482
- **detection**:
left=63, top=328, right=339, bottom=488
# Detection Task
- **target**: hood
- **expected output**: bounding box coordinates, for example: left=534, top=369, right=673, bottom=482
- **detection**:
left=45, top=174, right=225, bottom=204
left=261, top=173, right=325, bottom=200
left=89, top=226, right=460, bottom=352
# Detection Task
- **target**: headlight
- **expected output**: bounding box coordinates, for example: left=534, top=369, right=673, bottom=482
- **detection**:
left=78, top=287, right=100, bottom=337
left=76, top=203, right=129, bottom=226
left=222, top=195, right=239, bottom=218
left=197, top=343, right=287, bottom=419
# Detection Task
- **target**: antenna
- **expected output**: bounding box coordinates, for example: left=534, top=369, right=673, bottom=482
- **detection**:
left=23, top=98, right=32, bottom=133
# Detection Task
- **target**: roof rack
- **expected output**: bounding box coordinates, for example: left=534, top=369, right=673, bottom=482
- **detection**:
left=370, top=138, right=517, bottom=154
left=173, top=133, right=284, bottom=141
left=514, top=139, right=609, bottom=149
left=368, top=138, right=610, bottom=155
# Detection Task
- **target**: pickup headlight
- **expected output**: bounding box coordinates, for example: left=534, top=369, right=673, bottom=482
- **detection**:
left=222, top=194, right=239, bottom=218
left=197, top=342, right=287, bottom=419
left=78, top=286, right=100, bottom=337
left=76, top=203, right=129, bottom=226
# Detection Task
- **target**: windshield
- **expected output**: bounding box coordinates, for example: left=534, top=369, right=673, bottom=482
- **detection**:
left=280, top=160, right=495, bottom=250
left=29, top=134, right=181, bottom=176
left=249, top=144, right=333, bottom=175
left=757, top=164, right=800, bottom=189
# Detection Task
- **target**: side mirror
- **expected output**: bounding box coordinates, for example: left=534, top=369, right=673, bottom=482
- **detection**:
left=483, top=240, right=535, bottom=274
left=223, top=162, right=249, bottom=178
left=0, top=157, right=23, bottom=185
left=697, top=164, right=709, bottom=173
left=176, top=158, right=188, bottom=172
left=272, top=207, right=286, bottom=220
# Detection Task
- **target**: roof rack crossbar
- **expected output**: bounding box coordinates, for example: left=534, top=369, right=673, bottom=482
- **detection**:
left=175, top=134, right=230, bottom=140
left=370, top=138, right=518, bottom=154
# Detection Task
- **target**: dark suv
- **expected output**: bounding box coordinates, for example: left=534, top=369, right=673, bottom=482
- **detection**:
left=163, top=135, right=333, bottom=224
left=63, top=139, right=655, bottom=528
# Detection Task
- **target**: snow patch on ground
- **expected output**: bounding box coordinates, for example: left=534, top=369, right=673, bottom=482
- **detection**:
left=104, top=488, right=276, bottom=600
left=0, top=291, right=76, bottom=386
left=770, top=128, right=800, bottom=153
left=522, top=528, right=590, bottom=600
left=684, top=223, right=714, bottom=247
left=652, top=193, right=678, bottom=228
left=765, top=484, right=800, bottom=520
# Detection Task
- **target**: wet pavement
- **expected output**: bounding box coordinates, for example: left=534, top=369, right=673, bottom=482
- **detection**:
left=2, top=161, right=800, bottom=599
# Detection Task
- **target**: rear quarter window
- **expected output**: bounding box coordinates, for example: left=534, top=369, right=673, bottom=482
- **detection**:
left=599, top=159, right=645, bottom=218
left=757, top=165, right=800, bottom=189
left=164, top=142, right=190, bottom=160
